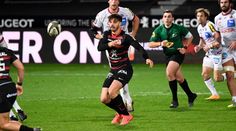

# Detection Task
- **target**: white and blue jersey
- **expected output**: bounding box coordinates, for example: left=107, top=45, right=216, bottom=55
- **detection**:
left=93, top=7, right=135, bottom=33
left=197, top=21, right=223, bottom=70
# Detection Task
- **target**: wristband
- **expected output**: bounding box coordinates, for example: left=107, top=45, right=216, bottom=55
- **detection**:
left=17, top=82, right=23, bottom=86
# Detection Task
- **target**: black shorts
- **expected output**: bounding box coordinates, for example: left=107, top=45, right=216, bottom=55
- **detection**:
left=165, top=52, right=185, bottom=65
left=102, top=66, right=133, bottom=88
left=0, top=82, right=17, bottom=113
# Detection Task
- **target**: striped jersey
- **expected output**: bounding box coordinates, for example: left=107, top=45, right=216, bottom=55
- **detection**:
left=215, top=9, right=236, bottom=47
left=93, top=7, right=135, bottom=33
left=0, top=47, right=17, bottom=82
left=98, top=30, right=149, bottom=70
left=197, top=21, right=222, bottom=55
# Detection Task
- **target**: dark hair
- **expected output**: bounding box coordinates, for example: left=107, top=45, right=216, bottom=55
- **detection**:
left=163, top=10, right=173, bottom=16
left=108, top=14, right=122, bottom=22
left=218, top=0, right=232, bottom=4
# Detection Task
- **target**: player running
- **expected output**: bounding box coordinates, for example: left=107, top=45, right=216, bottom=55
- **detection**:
left=0, top=34, right=27, bottom=121
left=91, top=0, right=140, bottom=112
left=0, top=46, right=41, bottom=131
left=215, top=0, right=236, bottom=107
left=98, top=14, right=153, bottom=125
left=194, top=8, right=223, bottom=100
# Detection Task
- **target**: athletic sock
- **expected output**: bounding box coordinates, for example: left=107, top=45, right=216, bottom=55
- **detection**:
left=9, top=110, right=16, bottom=117
left=232, top=96, right=236, bottom=103
left=112, top=94, right=129, bottom=115
left=19, top=125, right=33, bottom=131
left=204, top=78, right=218, bottom=95
left=179, top=79, right=193, bottom=97
left=120, top=84, right=132, bottom=105
left=13, top=101, right=22, bottom=111
left=169, top=80, right=178, bottom=102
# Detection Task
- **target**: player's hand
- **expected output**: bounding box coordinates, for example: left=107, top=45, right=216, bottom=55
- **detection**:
left=203, top=45, right=210, bottom=52
left=229, top=41, right=236, bottom=51
left=194, top=45, right=201, bottom=53
left=146, top=59, right=154, bottom=68
left=110, top=40, right=122, bottom=48
left=212, top=41, right=220, bottom=48
left=95, top=34, right=103, bottom=39
left=16, top=85, right=23, bottom=96
left=178, top=48, right=187, bottom=54
left=161, top=40, right=174, bottom=48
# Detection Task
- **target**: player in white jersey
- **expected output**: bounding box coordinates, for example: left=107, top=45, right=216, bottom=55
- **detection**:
left=0, top=34, right=27, bottom=121
left=91, top=0, right=140, bottom=112
left=215, top=0, right=236, bottom=108
left=194, top=8, right=224, bottom=100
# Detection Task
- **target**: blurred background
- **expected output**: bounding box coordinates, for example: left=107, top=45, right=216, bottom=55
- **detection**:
left=0, top=0, right=234, bottom=64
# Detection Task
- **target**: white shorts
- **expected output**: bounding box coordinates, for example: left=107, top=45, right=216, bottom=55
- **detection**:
left=222, top=47, right=234, bottom=64
left=203, top=54, right=223, bottom=70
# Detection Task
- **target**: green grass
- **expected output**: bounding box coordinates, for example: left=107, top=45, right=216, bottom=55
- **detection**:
left=11, top=64, right=236, bottom=131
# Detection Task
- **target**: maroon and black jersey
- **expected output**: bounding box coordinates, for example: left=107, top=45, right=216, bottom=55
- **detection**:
left=98, top=30, right=149, bottom=70
left=0, top=47, right=17, bottom=82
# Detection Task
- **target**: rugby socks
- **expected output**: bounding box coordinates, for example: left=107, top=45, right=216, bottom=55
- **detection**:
left=113, top=94, right=129, bottom=115
left=19, top=125, right=33, bottom=131
left=179, top=79, right=193, bottom=97
left=120, top=84, right=133, bottom=105
left=169, top=80, right=178, bottom=102
left=9, top=110, right=16, bottom=118
left=232, top=96, right=236, bottom=103
left=106, top=94, right=129, bottom=115
left=204, top=78, right=218, bottom=95
left=13, top=101, right=22, bottom=111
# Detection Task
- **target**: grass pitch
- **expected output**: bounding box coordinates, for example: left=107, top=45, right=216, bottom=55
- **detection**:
left=11, top=64, right=236, bottom=131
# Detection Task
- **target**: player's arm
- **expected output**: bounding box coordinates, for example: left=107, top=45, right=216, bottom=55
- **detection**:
left=148, top=30, right=162, bottom=48
left=129, top=35, right=153, bottom=67
left=97, top=32, right=119, bottom=51
left=12, top=59, right=24, bottom=96
left=130, top=15, right=139, bottom=38
left=194, top=38, right=205, bottom=53
left=90, top=25, right=103, bottom=39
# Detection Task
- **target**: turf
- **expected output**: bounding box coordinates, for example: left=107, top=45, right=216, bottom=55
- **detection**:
left=11, top=64, right=236, bottom=131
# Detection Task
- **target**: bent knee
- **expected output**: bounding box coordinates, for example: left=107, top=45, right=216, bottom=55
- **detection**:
left=100, top=97, right=109, bottom=104
left=214, top=76, right=223, bottom=82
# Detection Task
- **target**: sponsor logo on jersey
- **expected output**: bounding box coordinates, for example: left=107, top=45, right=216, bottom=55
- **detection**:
left=121, top=18, right=127, bottom=26
left=6, top=93, right=17, bottom=98
left=227, top=19, right=235, bottom=27
left=204, top=32, right=212, bottom=39
left=118, top=70, right=127, bottom=75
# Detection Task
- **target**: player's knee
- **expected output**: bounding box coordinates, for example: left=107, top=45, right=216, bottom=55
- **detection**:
left=166, top=72, right=175, bottom=80
left=214, top=75, right=223, bottom=82
left=201, top=72, right=210, bottom=80
left=100, top=96, right=109, bottom=104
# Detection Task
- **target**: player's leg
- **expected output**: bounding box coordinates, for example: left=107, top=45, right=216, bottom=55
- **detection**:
left=109, top=80, right=133, bottom=126
left=120, top=84, right=133, bottom=112
left=119, top=46, right=134, bottom=112
left=222, top=59, right=236, bottom=107
left=0, top=112, right=41, bottom=131
left=12, top=100, right=27, bottom=121
left=0, top=83, right=41, bottom=131
left=9, top=110, right=18, bottom=121
left=176, top=67, right=197, bottom=107
left=202, top=67, right=220, bottom=100
left=166, top=61, right=180, bottom=108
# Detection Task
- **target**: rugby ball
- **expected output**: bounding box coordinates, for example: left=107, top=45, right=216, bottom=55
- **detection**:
left=47, top=21, right=61, bottom=36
